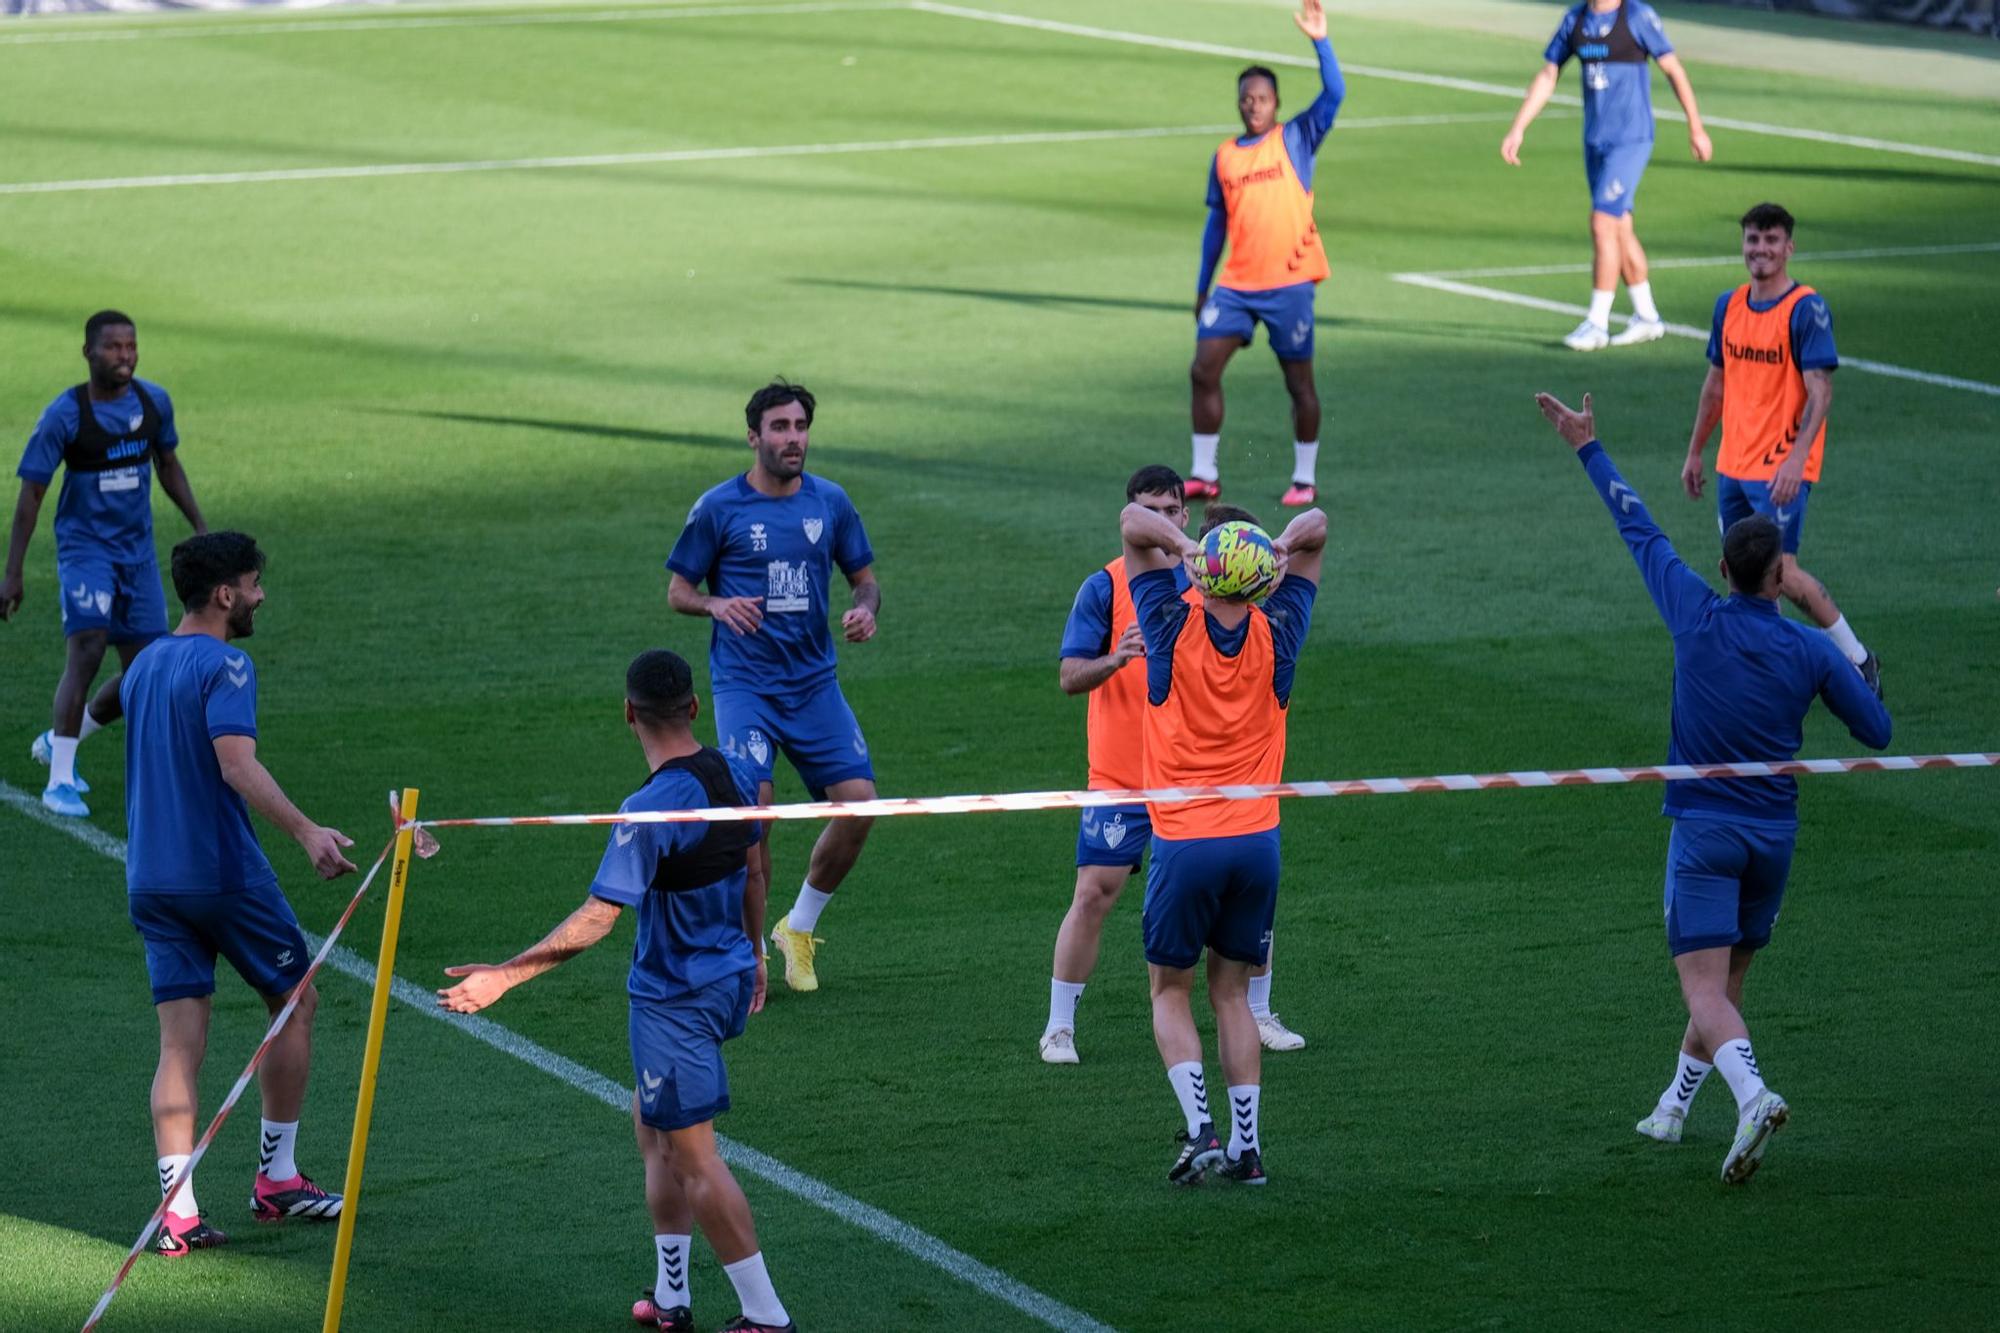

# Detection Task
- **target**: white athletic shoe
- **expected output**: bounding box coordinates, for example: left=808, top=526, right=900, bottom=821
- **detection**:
left=1038, top=1027, right=1079, bottom=1065
left=1563, top=319, right=1611, bottom=351
left=1610, top=317, right=1668, bottom=346
left=31, top=729, right=89, bottom=794
left=1721, top=1089, right=1790, bottom=1184
left=1255, top=1013, right=1306, bottom=1052
left=1635, top=1106, right=1685, bottom=1144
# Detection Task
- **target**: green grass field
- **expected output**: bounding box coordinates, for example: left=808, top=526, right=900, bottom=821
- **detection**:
left=3, top=1, right=1997, bottom=1328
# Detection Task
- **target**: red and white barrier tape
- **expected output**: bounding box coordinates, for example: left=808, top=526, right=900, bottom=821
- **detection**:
left=414, top=752, right=1999, bottom=830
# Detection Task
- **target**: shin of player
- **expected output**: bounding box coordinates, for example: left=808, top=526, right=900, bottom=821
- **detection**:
left=1190, top=0, right=1343, bottom=507
left=1121, top=497, right=1325, bottom=1184
left=439, top=651, right=793, bottom=1333
left=1535, top=391, right=1890, bottom=1183
left=1500, top=1, right=1711, bottom=349
left=1682, top=203, right=1878, bottom=690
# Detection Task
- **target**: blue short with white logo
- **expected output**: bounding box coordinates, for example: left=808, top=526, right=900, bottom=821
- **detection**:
left=128, top=881, right=310, bottom=1005
left=1585, top=140, right=1652, bottom=218
left=1717, top=474, right=1812, bottom=555
left=713, top=679, right=873, bottom=800
left=56, top=550, right=168, bottom=642
left=630, top=970, right=755, bottom=1132
left=1076, top=802, right=1151, bottom=870
left=1142, top=827, right=1280, bottom=970
left=1198, top=282, right=1317, bottom=362
left=1663, top=816, right=1796, bottom=957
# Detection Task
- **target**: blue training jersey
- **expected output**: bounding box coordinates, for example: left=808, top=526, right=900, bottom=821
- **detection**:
left=16, top=380, right=180, bottom=564
left=122, top=633, right=277, bottom=894
left=587, top=754, right=764, bottom=1004
left=666, top=473, right=873, bottom=697
left=1546, top=2, right=1674, bottom=150
left=1707, top=286, right=1839, bottom=370
left=1575, top=440, right=1891, bottom=825
left=1059, top=563, right=1192, bottom=660
left=1130, top=567, right=1318, bottom=708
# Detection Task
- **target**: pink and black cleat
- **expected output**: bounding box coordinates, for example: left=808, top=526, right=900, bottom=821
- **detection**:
left=1280, top=483, right=1316, bottom=507
left=1184, top=477, right=1221, bottom=501
left=250, top=1171, right=343, bottom=1222
left=633, top=1291, right=693, bottom=1332
left=153, top=1212, right=229, bottom=1258
left=719, top=1319, right=798, bottom=1333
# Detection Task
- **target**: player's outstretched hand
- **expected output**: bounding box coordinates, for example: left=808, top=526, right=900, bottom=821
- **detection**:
left=0, top=570, right=23, bottom=621
left=1294, top=0, right=1327, bottom=42
left=438, top=964, right=511, bottom=1014
left=1534, top=391, right=1595, bottom=449
left=1681, top=450, right=1706, bottom=500
left=1689, top=127, right=1714, bottom=162
left=1500, top=129, right=1525, bottom=166
left=710, top=595, right=764, bottom=636
left=842, top=606, right=877, bottom=642
left=301, top=825, right=357, bottom=879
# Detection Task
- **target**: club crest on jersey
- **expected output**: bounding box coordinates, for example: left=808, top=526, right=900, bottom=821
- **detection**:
left=1101, top=814, right=1127, bottom=850
left=803, top=517, right=824, bottom=545
left=750, top=522, right=767, bottom=553
left=128, top=414, right=143, bottom=432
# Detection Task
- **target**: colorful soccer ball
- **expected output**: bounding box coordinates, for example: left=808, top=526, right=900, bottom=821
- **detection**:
left=1192, top=521, right=1278, bottom=602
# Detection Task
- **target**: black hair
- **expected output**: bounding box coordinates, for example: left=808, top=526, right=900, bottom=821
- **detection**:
left=1739, top=202, right=1795, bottom=237
left=171, top=531, right=264, bottom=610
left=1199, top=502, right=1261, bottom=538
left=1126, top=464, right=1184, bottom=503
left=1237, top=65, right=1279, bottom=96
left=745, top=379, right=816, bottom=434
left=627, top=649, right=696, bottom=728
left=1722, top=515, right=1783, bottom=594
left=84, top=310, right=135, bottom=349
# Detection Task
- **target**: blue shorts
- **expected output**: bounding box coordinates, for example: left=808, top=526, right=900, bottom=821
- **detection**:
left=57, top=549, right=168, bottom=643
left=1717, top=474, right=1812, bottom=555
left=1663, top=816, right=1796, bottom=957
left=714, top=679, right=873, bottom=800
left=1585, top=141, right=1652, bottom=218
left=1142, top=828, right=1280, bottom=970
left=129, top=881, right=310, bottom=1005
left=630, top=971, right=755, bottom=1132
left=1076, top=803, right=1151, bottom=870
left=1198, top=282, right=1316, bottom=362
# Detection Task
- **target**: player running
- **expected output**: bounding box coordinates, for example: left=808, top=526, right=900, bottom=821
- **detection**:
left=1189, top=0, right=1345, bottom=508
left=438, top=650, right=795, bottom=1333
left=1500, top=1, right=1712, bottom=350
left=121, top=532, right=356, bottom=1257
left=1120, top=496, right=1325, bottom=1186
left=1534, top=391, right=1889, bottom=1184
left=4, top=310, right=207, bottom=817
left=668, top=380, right=880, bottom=996
left=1682, top=203, right=1879, bottom=690
left=1042, top=467, right=1304, bottom=1064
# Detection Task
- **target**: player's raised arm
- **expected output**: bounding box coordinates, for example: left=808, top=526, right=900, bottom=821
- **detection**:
left=1271, top=507, right=1327, bottom=588
left=1654, top=53, right=1712, bottom=162
left=1122, top=501, right=1198, bottom=578
left=437, top=894, right=624, bottom=1014
left=1287, top=0, right=1345, bottom=153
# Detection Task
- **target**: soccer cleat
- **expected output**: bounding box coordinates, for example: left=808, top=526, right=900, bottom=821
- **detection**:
left=1039, top=1027, right=1079, bottom=1065
left=1255, top=1012, right=1306, bottom=1052
left=1563, top=319, right=1611, bottom=352
left=1215, top=1148, right=1267, bottom=1186
left=1858, top=651, right=1883, bottom=700
left=1721, top=1089, right=1789, bottom=1185
left=30, top=729, right=89, bottom=793
left=770, top=921, right=822, bottom=993
left=719, top=1318, right=797, bottom=1333
left=153, top=1212, right=228, bottom=1258
left=41, top=781, right=89, bottom=818
left=1610, top=317, right=1668, bottom=346
left=1635, top=1106, right=1686, bottom=1144
left=633, top=1293, right=693, bottom=1333
left=251, top=1171, right=342, bottom=1221
left=1167, top=1122, right=1225, bottom=1185
left=1184, top=477, right=1221, bottom=501
left=1280, top=483, right=1316, bottom=508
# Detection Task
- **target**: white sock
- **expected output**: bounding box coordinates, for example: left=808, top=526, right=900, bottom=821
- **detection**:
left=1290, top=441, right=1319, bottom=487
left=1586, top=289, right=1616, bottom=329
left=79, top=711, right=105, bottom=741
left=1628, top=280, right=1661, bottom=323
left=722, top=1252, right=789, bottom=1327
left=655, top=1233, right=691, bottom=1308
left=49, top=735, right=79, bottom=787
left=1713, top=1038, right=1767, bottom=1113
left=1191, top=433, right=1220, bottom=482
left=259, top=1119, right=299, bottom=1181
left=1046, top=979, right=1084, bottom=1037
left=1658, top=1052, right=1712, bottom=1116
left=786, top=883, right=832, bottom=934
left=1826, top=615, right=1868, bottom=666
left=1247, top=971, right=1273, bottom=1021
left=158, top=1155, right=199, bottom=1220
left=1166, top=1061, right=1211, bottom=1137
left=1227, top=1084, right=1262, bottom=1159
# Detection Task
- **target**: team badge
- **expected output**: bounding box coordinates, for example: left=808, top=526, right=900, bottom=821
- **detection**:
left=803, top=518, right=824, bottom=545
left=1102, top=814, right=1126, bottom=850
left=745, top=729, right=771, bottom=767
left=94, top=590, right=113, bottom=616
left=1200, top=304, right=1219, bottom=328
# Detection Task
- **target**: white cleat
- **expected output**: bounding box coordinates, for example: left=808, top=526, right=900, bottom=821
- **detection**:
left=1038, top=1027, right=1079, bottom=1065
left=1563, top=319, right=1611, bottom=351
left=1255, top=1013, right=1306, bottom=1052
left=1611, top=317, right=1668, bottom=346
left=1722, top=1089, right=1790, bottom=1184
left=1635, top=1106, right=1685, bottom=1144
left=30, top=729, right=89, bottom=794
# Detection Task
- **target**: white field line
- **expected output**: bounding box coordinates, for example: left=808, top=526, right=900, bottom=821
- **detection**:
left=0, top=780, right=1115, bottom=1333
left=1389, top=271, right=2000, bottom=398
left=1426, top=240, right=2000, bottom=280
left=908, top=2, right=2000, bottom=171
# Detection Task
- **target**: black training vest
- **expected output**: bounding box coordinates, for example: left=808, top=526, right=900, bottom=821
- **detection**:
left=648, top=749, right=759, bottom=894
left=1568, top=3, right=1646, bottom=65
left=62, top=382, right=164, bottom=474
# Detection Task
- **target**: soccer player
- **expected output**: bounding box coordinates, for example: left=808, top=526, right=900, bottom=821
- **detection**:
left=121, top=531, right=356, bottom=1256
left=1043, top=468, right=1305, bottom=1064
left=1534, top=391, right=1890, bottom=1184
left=1120, top=496, right=1325, bottom=1185
left=3, top=310, right=207, bottom=817
left=667, top=380, right=879, bottom=995
left=438, top=650, right=793, bottom=1333
left=1682, top=203, right=1879, bottom=689
left=1188, top=0, right=1345, bottom=508
left=1500, top=1, right=1712, bottom=350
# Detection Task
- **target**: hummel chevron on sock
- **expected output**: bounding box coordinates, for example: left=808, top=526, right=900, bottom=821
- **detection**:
left=1167, top=1061, right=1210, bottom=1137
left=1227, top=1084, right=1261, bottom=1159
left=656, top=1233, right=691, bottom=1307
left=786, top=883, right=832, bottom=934
left=158, top=1155, right=199, bottom=1220
left=1046, top=979, right=1084, bottom=1037
left=1247, top=970, right=1273, bottom=1021
left=722, top=1252, right=789, bottom=1328
left=1713, top=1039, right=1767, bottom=1113
left=259, top=1119, right=299, bottom=1182
left=1659, top=1052, right=1712, bottom=1116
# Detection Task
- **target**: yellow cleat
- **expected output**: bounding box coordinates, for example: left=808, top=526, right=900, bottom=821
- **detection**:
left=770, top=921, right=823, bottom=993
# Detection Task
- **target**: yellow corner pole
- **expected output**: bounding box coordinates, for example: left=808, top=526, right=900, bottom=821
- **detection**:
left=324, top=786, right=421, bottom=1333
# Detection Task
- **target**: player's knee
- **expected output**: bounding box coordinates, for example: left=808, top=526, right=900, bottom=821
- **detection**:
left=1072, top=875, right=1124, bottom=919
left=67, top=631, right=109, bottom=669
left=1189, top=358, right=1221, bottom=392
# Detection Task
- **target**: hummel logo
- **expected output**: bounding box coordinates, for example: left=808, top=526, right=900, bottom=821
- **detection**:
left=1607, top=480, right=1641, bottom=513
left=276, top=949, right=294, bottom=967
left=1678, top=1070, right=1701, bottom=1096
left=261, top=1131, right=281, bottom=1167
left=225, top=655, right=245, bottom=671
left=615, top=825, right=637, bottom=847
left=640, top=1069, right=663, bottom=1107
left=70, top=582, right=92, bottom=607
left=228, top=671, right=248, bottom=689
